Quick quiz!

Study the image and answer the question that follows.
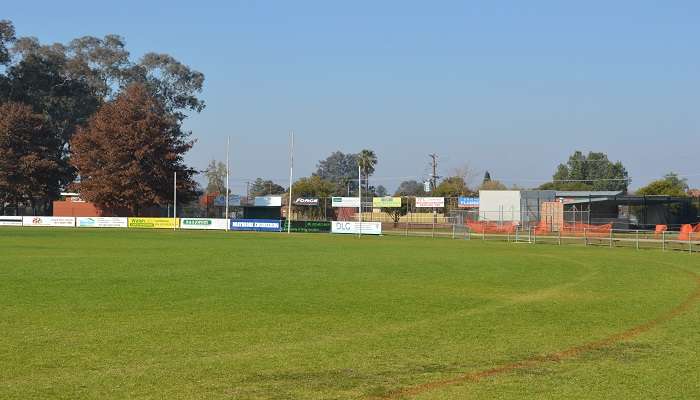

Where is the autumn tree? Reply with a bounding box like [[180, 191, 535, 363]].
[[0, 102, 63, 213], [71, 84, 197, 214]]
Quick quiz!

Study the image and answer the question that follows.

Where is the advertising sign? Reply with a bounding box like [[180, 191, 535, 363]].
[[331, 221, 382, 235], [372, 197, 401, 208], [293, 198, 319, 206], [127, 218, 179, 229], [213, 194, 241, 207], [179, 218, 228, 230], [282, 220, 331, 233], [458, 197, 480, 208], [254, 196, 282, 207], [415, 197, 445, 208], [76, 217, 128, 228], [22, 216, 75, 227], [230, 219, 282, 232], [331, 197, 360, 208], [0, 216, 22, 226]]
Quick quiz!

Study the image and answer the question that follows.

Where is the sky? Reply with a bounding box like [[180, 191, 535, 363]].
[[5, 1, 700, 194]]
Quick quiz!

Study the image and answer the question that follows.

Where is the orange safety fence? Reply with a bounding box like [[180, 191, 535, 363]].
[[678, 224, 700, 241], [467, 221, 517, 234], [561, 223, 612, 237], [654, 224, 668, 238]]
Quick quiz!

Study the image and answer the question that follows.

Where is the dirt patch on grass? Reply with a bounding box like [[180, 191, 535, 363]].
[[375, 269, 700, 399]]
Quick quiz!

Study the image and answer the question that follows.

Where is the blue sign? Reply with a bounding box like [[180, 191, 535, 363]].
[[458, 197, 480, 208], [214, 194, 241, 207], [229, 219, 282, 232]]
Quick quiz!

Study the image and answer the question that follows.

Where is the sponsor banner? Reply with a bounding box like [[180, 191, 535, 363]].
[[282, 220, 331, 233], [213, 194, 241, 207], [331, 197, 360, 208], [0, 216, 22, 226], [76, 217, 128, 228], [22, 216, 75, 227], [127, 217, 179, 229], [331, 221, 382, 235], [458, 197, 480, 208], [254, 196, 282, 207], [230, 219, 282, 232], [180, 218, 228, 230], [415, 197, 445, 208], [372, 197, 401, 208], [293, 197, 319, 206]]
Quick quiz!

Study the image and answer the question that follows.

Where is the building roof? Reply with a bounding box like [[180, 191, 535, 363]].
[[555, 191, 623, 198]]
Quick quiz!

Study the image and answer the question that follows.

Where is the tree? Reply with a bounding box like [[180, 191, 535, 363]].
[[395, 180, 427, 196], [249, 178, 285, 197], [479, 180, 508, 191], [375, 185, 388, 197], [0, 102, 63, 213], [314, 151, 359, 195], [204, 160, 227, 194], [70, 84, 198, 214], [483, 171, 491, 184], [358, 149, 378, 198], [290, 176, 335, 219], [540, 151, 629, 192], [636, 173, 689, 197], [0, 19, 15, 66], [433, 176, 474, 197]]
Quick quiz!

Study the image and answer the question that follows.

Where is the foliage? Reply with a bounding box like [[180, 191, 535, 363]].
[[291, 176, 335, 198], [433, 176, 475, 197], [358, 148, 378, 196], [314, 151, 359, 195], [249, 178, 285, 197], [479, 180, 508, 191], [375, 185, 388, 197], [70, 84, 198, 213], [0, 102, 63, 211], [204, 160, 227, 194], [636, 173, 689, 197], [395, 180, 427, 196], [540, 151, 629, 192], [0, 19, 15, 66], [483, 171, 491, 184]]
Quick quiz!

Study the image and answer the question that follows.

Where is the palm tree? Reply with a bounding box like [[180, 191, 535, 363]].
[[358, 149, 378, 201]]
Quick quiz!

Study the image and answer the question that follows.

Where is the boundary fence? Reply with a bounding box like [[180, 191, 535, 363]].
[[2, 215, 699, 254]]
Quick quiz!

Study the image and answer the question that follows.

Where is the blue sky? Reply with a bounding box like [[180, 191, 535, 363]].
[[5, 1, 700, 193]]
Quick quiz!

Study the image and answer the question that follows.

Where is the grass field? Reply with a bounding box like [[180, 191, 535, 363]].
[[1, 228, 699, 399]]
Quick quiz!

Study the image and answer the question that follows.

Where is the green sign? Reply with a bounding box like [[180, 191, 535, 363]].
[[282, 220, 332, 233]]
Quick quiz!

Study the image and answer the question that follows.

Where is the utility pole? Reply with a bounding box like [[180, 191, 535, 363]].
[[428, 153, 440, 194]]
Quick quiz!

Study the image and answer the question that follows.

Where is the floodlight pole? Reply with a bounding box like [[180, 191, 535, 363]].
[[173, 171, 177, 231], [287, 131, 294, 234], [225, 136, 230, 231]]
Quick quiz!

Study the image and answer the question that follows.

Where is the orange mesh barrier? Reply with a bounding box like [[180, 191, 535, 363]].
[[561, 223, 612, 237], [467, 221, 516, 234], [678, 224, 700, 241], [654, 224, 668, 238]]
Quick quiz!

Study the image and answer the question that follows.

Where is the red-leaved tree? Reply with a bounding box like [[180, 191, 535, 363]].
[[71, 84, 198, 214]]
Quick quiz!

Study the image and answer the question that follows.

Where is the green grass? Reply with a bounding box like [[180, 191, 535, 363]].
[[1, 228, 698, 399]]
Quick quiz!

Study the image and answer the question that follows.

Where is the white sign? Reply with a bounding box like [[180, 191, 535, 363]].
[[179, 218, 228, 230], [415, 197, 445, 208], [0, 216, 22, 226], [76, 217, 128, 228], [331, 197, 361, 208], [254, 196, 282, 207], [331, 221, 382, 235], [22, 216, 75, 227]]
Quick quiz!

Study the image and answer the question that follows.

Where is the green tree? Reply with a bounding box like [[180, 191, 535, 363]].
[[358, 149, 378, 198], [291, 176, 335, 219], [314, 151, 359, 195], [249, 178, 285, 197], [433, 176, 474, 197], [395, 180, 427, 196], [636, 173, 689, 197], [479, 180, 508, 191], [375, 185, 388, 197], [204, 160, 227, 194], [0, 19, 15, 66], [540, 151, 629, 192], [70, 84, 198, 214], [482, 171, 491, 184]]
